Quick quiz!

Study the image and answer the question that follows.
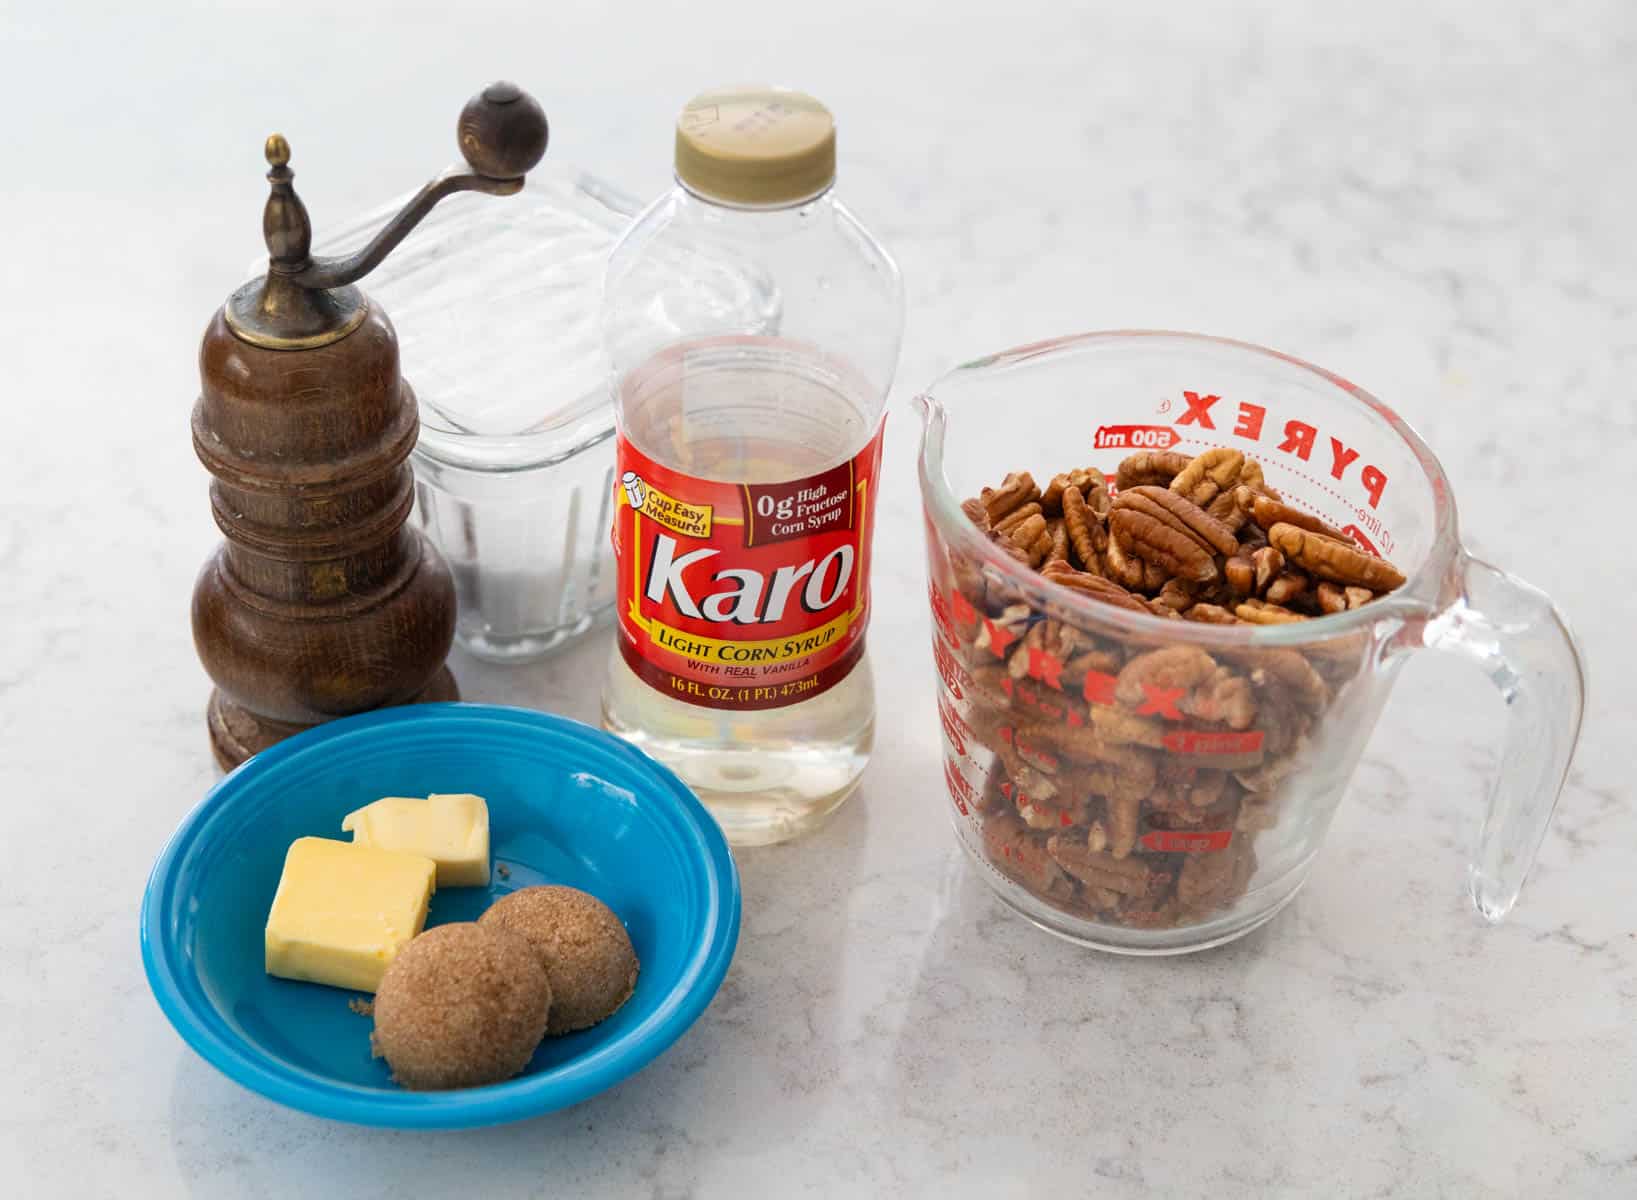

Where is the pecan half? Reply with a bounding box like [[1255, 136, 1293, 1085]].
[[1183, 602, 1240, 625], [1111, 508, 1218, 583], [1101, 535, 1148, 590], [984, 813, 1072, 898], [1108, 792, 1140, 858], [1047, 836, 1156, 897], [1268, 523, 1407, 591], [1115, 450, 1192, 492], [1170, 448, 1245, 506], [1250, 495, 1349, 543], [1045, 518, 1070, 564], [1042, 467, 1107, 516], [979, 472, 1039, 522], [1040, 561, 1149, 612], [1243, 648, 1330, 712], [1091, 705, 1167, 748], [1060, 483, 1106, 567], [1114, 486, 1240, 557], [1181, 665, 1257, 730], [1235, 598, 1307, 624], [1115, 645, 1218, 707], [994, 501, 1043, 536], [1176, 840, 1252, 909]]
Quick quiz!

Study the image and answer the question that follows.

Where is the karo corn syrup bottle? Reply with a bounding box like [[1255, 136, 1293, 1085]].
[[600, 85, 903, 844]]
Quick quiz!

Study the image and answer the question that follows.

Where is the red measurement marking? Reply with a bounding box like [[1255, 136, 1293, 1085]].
[[1082, 669, 1118, 707], [1140, 830, 1233, 853], [1342, 524, 1380, 556], [1093, 424, 1181, 451], [982, 617, 1020, 658], [1163, 730, 1266, 755], [944, 758, 975, 815], [938, 697, 970, 757], [928, 584, 951, 632], [1136, 684, 1187, 721], [1177, 391, 1220, 429], [932, 638, 967, 700], [1027, 646, 1064, 691], [951, 589, 977, 627]]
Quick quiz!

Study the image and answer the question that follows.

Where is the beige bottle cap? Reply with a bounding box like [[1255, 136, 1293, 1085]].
[[675, 86, 836, 207]]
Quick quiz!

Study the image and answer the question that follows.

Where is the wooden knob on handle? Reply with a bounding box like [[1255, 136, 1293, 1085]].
[[457, 81, 549, 180]]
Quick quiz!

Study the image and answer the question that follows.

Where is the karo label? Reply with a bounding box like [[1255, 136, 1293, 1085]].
[[612, 421, 885, 712]]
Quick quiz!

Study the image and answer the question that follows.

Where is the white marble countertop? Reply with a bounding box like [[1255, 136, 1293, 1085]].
[[3, 1, 1633, 1195]]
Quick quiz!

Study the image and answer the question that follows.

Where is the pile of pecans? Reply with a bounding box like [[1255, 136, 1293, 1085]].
[[934, 447, 1406, 931]]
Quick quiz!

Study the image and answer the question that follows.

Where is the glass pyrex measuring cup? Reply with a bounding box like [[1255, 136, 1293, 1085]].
[[917, 331, 1585, 954]]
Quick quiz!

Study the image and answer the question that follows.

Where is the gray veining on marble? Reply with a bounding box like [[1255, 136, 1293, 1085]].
[[1, 1, 1633, 1196]]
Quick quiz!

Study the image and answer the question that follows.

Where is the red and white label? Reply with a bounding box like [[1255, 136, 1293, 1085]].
[[611, 423, 885, 711]]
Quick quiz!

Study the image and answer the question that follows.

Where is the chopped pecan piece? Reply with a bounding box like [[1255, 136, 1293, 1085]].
[[1264, 571, 1309, 607], [974, 603, 1031, 657], [1251, 546, 1285, 593]]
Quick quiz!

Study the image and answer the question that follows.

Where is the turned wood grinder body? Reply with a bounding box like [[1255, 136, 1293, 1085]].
[[191, 82, 549, 769]]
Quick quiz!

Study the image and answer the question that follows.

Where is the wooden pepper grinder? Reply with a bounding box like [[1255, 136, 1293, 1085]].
[[192, 82, 549, 770]]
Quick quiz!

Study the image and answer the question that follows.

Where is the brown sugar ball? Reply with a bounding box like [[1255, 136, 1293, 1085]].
[[371, 922, 551, 1090], [479, 886, 639, 1035]]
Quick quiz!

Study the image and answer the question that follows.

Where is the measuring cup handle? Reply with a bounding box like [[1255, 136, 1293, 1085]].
[[1422, 552, 1587, 921]]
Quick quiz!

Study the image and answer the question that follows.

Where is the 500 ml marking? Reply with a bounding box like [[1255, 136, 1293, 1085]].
[[1093, 424, 1181, 451]]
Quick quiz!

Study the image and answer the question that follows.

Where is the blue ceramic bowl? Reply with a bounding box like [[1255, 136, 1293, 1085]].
[[140, 704, 740, 1129]]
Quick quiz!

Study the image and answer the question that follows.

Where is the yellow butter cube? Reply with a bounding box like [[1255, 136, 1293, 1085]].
[[341, 793, 491, 888], [264, 837, 436, 994]]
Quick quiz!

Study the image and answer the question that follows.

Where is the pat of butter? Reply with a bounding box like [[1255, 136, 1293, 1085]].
[[341, 793, 490, 888], [264, 837, 436, 994]]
